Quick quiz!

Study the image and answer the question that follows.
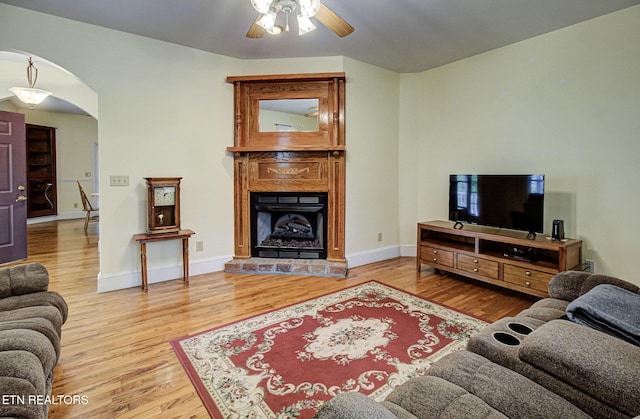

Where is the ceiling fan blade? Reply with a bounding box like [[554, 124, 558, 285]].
[[246, 16, 266, 38], [315, 3, 354, 38]]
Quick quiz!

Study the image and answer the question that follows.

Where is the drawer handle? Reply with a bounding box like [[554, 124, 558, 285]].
[[525, 281, 531, 286], [473, 259, 479, 263], [525, 271, 531, 276], [433, 258, 438, 262], [473, 268, 478, 272], [433, 250, 438, 254]]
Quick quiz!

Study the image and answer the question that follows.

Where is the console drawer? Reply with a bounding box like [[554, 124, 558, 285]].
[[457, 254, 499, 279], [421, 245, 454, 268], [503, 264, 553, 292]]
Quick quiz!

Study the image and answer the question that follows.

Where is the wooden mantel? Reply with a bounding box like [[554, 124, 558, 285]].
[[226, 73, 346, 263]]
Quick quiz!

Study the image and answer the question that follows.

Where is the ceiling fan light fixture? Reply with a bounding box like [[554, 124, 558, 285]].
[[246, 0, 353, 39], [297, 14, 316, 35], [251, 0, 272, 14], [267, 24, 284, 35], [299, 0, 320, 17], [257, 11, 277, 31]]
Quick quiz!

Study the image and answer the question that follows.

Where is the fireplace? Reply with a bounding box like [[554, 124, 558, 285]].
[[251, 192, 327, 259], [224, 72, 347, 277]]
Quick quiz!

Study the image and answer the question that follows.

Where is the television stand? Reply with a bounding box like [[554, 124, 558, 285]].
[[417, 221, 582, 297]]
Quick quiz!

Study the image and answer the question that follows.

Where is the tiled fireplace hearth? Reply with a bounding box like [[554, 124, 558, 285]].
[[224, 72, 347, 277]]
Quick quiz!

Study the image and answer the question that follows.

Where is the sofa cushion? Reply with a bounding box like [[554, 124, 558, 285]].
[[0, 263, 49, 299], [0, 304, 65, 336], [513, 306, 565, 323], [0, 318, 61, 361], [580, 274, 640, 296], [548, 271, 595, 301], [0, 291, 68, 325], [548, 271, 640, 302], [0, 375, 46, 419], [314, 391, 400, 419], [0, 350, 47, 399], [519, 319, 640, 416], [0, 329, 57, 377], [426, 351, 590, 419], [385, 376, 506, 418], [528, 298, 569, 312]]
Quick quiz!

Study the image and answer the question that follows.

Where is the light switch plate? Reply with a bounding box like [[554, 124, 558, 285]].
[[110, 175, 129, 186]]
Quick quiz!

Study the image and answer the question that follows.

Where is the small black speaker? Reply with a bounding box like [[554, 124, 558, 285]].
[[552, 220, 565, 240]]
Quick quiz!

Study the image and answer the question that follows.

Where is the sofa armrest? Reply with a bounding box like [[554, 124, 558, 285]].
[[519, 319, 640, 417], [0, 263, 49, 299], [548, 271, 639, 302]]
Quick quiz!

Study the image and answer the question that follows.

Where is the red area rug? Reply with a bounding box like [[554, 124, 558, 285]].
[[171, 281, 487, 418]]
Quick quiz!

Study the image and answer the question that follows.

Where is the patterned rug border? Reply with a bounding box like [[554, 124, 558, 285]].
[[170, 280, 488, 417]]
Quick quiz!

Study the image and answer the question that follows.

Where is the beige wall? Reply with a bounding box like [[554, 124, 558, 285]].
[[343, 58, 400, 260], [399, 6, 640, 284]]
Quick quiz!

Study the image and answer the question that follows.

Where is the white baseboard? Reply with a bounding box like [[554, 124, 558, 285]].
[[27, 212, 85, 224], [346, 245, 401, 269], [400, 244, 417, 257], [97, 245, 419, 293], [97, 254, 233, 293]]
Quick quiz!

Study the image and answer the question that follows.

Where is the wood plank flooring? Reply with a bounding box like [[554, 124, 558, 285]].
[[4, 220, 537, 418]]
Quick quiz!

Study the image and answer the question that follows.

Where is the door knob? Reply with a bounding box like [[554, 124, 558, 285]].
[[18, 185, 25, 191], [15, 195, 27, 202]]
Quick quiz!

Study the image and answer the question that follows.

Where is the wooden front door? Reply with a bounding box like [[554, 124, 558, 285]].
[[0, 111, 27, 264]]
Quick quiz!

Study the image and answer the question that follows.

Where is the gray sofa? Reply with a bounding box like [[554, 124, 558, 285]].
[[315, 271, 640, 418], [0, 262, 68, 419]]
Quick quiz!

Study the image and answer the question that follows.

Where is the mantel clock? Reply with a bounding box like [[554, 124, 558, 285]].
[[145, 177, 181, 234]]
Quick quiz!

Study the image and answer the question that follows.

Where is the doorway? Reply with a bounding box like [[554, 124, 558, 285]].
[[0, 51, 99, 265]]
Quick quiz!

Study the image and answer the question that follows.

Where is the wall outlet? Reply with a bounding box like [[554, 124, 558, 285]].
[[377, 232, 383, 242], [584, 259, 595, 273], [109, 175, 129, 186], [196, 241, 204, 252], [84, 171, 92, 177], [73, 203, 78, 209]]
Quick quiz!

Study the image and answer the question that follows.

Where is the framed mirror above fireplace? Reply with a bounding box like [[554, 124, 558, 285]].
[[226, 73, 345, 152]]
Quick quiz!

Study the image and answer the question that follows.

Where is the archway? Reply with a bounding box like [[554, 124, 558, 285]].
[[0, 50, 100, 273]]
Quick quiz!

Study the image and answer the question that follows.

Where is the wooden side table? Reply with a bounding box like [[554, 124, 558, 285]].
[[133, 229, 195, 291]]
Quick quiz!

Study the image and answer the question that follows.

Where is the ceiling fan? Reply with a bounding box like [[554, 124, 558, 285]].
[[247, 0, 354, 38]]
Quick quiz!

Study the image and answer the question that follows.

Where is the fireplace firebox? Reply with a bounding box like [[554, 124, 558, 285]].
[[251, 192, 327, 259]]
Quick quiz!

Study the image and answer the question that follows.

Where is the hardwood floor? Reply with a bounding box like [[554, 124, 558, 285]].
[[5, 220, 537, 418]]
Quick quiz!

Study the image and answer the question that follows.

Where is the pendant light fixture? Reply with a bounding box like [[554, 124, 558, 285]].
[[9, 57, 52, 107]]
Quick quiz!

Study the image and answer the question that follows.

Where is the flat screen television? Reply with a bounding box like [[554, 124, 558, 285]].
[[449, 174, 545, 234]]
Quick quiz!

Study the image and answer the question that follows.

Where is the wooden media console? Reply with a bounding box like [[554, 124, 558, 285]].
[[417, 220, 582, 297]]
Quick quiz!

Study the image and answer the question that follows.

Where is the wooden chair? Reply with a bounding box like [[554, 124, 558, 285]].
[[77, 181, 99, 232]]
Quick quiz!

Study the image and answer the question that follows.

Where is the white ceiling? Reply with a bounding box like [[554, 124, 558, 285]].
[[1, 0, 639, 74]]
